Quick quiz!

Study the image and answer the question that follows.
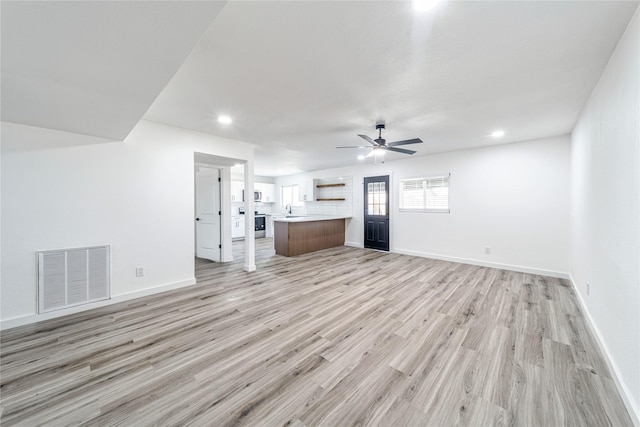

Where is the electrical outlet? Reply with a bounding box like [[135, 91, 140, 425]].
[[586, 282, 590, 296], [484, 247, 491, 254], [136, 266, 145, 277]]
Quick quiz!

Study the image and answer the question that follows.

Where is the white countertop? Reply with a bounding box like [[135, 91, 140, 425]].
[[273, 215, 351, 223]]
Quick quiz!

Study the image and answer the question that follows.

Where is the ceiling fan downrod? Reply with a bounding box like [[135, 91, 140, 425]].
[[376, 123, 385, 141]]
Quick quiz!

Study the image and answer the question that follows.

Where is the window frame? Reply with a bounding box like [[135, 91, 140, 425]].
[[281, 184, 303, 207], [399, 174, 450, 213]]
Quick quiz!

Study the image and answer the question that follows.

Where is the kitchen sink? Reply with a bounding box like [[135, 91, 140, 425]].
[[286, 215, 304, 218]]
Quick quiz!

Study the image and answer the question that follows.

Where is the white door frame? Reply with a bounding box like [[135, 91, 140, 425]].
[[193, 153, 256, 271]]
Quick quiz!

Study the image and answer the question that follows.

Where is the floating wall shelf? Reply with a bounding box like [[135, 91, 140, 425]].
[[316, 183, 346, 188]]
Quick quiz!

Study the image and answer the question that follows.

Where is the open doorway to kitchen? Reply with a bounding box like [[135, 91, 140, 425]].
[[194, 152, 257, 274], [193, 153, 239, 268]]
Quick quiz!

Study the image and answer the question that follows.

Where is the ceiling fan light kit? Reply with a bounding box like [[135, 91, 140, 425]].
[[337, 122, 423, 164]]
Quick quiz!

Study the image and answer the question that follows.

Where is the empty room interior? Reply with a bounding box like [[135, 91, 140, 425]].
[[1, 1, 639, 426]]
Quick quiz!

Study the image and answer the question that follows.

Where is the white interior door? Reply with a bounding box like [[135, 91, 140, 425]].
[[196, 168, 221, 261]]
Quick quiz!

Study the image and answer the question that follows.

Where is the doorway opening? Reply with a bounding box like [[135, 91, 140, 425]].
[[363, 175, 390, 251], [194, 152, 257, 275]]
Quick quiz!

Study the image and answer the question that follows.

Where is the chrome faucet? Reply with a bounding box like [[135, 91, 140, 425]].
[[285, 204, 292, 214]]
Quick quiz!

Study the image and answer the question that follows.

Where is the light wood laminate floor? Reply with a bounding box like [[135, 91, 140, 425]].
[[1, 239, 633, 426]]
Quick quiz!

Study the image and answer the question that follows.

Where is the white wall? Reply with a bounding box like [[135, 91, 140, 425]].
[[571, 9, 640, 423], [276, 135, 571, 276], [1, 120, 254, 325]]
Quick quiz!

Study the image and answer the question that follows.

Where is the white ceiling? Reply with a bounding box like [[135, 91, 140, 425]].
[[1, 1, 226, 140], [2, 1, 637, 176], [145, 0, 638, 176]]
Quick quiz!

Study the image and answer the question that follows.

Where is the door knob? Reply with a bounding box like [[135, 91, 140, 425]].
[[195, 218, 200, 221]]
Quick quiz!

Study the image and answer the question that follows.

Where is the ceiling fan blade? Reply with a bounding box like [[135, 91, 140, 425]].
[[387, 146, 416, 155], [358, 134, 379, 146], [387, 138, 423, 147], [336, 146, 372, 149]]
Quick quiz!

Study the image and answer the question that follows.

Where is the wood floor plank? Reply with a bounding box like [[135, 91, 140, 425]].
[[456, 393, 508, 427], [0, 238, 633, 426], [413, 346, 478, 426], [508, 360, 546, 427]]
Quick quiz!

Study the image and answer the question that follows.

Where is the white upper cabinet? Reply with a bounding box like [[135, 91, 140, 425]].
[[261, 183, 276, 203], [231, 180, 244, 202], [231, 181, 275, 203], [298, 179, 313, 202], [254, 182, 275, 203]]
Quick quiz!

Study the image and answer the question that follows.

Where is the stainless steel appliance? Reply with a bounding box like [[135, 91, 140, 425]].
[[255, 215, 266, 238], [241, 190, 262, 202], [239, 210, 266, 238]]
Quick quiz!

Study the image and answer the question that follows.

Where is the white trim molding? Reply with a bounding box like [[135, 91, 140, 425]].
[[1, 278, 196, 331], [344, 241, 364, 249], [344, 243, 569, 278], [392, 248, 569, 279], [569, 275, 640, 426]]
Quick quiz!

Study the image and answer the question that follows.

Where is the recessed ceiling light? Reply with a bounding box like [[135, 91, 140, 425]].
[[413, 0, 442, 12], [357, 155, 365, 160], [217, 115, 233, 125], [491, 130, 505, 138]]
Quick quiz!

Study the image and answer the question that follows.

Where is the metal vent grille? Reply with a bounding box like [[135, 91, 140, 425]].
[[38, 245, 110, 313]]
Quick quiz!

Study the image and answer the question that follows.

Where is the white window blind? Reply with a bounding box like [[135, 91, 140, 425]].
[[399, 175, 450, 212]]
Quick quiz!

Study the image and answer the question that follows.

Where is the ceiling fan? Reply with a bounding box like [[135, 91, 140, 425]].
[[337, 122, 423, 163]]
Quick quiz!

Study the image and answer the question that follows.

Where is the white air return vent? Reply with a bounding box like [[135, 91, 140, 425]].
[[38, 245, 110, 313]]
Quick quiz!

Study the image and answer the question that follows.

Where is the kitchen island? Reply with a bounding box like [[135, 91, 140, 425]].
[[273, 216, 350, 257]]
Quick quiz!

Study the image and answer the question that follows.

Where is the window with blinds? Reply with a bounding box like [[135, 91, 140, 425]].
[[399, 175, 450, 212]]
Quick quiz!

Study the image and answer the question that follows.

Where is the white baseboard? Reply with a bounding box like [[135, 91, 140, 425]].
[[344, 241, 363, 248], [568, 275, 640, 426], [0, 278, 196, 330], [346, 243, 568, 279], [393, 248, 569, 278]]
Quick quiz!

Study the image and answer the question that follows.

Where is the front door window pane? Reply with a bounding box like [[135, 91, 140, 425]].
[[367, 180, 387, 216]]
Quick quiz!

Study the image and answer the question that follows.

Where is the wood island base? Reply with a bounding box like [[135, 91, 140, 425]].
[[274, 219, 345, 257]]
